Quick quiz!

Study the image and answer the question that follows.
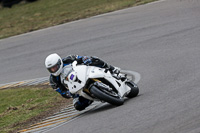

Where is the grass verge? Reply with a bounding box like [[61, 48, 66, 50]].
[[0, 85, 72, 133], [0, 0, 158, 39]]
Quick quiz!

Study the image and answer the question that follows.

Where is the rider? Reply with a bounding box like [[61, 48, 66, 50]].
[[45, 53, 120, 111]]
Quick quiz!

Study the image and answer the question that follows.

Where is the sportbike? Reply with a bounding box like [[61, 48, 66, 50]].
[[60, 61, 139, 106]]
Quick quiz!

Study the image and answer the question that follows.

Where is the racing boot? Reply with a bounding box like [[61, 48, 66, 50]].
[[73, 95, 93, 111], [90, 57, 120, 75]]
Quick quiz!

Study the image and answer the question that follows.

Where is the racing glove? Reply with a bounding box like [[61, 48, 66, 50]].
[[82, 56, 92, 65], [56, 88, 72, 99], [62, 91, 72, 99]]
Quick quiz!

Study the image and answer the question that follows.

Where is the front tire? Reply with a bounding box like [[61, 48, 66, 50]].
[[126, 81, 139, 98], [89, 86, 124, 106]]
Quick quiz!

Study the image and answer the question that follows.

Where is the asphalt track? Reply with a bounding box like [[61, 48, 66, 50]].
[[1, 0, 200, 132]]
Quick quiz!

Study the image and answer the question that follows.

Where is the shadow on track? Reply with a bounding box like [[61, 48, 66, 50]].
[[88, 103, 116, 114], [87, 94, 142, 114]]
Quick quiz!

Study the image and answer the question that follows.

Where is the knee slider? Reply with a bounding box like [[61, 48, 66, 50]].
[[74, 102, 86, 111]]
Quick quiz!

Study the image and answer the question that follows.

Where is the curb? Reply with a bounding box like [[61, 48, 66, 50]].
[[0, 77, 49, 89]]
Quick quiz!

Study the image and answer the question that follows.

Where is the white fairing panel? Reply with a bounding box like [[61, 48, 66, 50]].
[[60, 65, 85, 94], [118, 82, 131, 97], [73, 65, 88, 83], [67, 65, 88, 94], [88, 67, 106, 79]]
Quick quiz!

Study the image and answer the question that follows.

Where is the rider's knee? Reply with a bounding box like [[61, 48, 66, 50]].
[[74, 102, 86, 111], [73, 96, 93, 111]]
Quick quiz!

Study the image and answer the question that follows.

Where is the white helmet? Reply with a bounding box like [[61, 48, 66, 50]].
[[45, 53, 63, 76]]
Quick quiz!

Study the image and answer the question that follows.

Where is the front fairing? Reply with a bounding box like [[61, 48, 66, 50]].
[[60, 65, 87, 94]]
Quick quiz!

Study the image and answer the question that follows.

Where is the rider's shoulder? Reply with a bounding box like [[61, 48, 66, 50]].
[[50, 74, 60, 81]]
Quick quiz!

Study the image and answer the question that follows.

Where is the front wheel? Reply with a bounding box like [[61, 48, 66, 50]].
[[126, 81, 139, 98], [89, 86, 124, 106]]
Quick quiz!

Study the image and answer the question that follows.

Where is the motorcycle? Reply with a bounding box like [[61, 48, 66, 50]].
[[60, 61, 139, 106]]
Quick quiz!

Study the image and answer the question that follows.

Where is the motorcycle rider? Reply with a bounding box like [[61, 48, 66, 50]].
[[45, 53, 120, 111]]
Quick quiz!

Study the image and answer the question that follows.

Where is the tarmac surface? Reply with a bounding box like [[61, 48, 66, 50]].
[[1, 0, 200, 132]]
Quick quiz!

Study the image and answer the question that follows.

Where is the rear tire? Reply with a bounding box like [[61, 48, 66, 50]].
[[126, 81, 139, 98], [89, 86, 124, 106]]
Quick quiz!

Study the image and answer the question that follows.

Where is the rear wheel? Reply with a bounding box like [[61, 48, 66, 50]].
[[89, 86, 124, 106], [126, 81, 139, 98]]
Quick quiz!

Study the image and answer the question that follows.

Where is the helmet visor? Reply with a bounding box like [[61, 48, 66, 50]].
[[47, 60, 61, 73]]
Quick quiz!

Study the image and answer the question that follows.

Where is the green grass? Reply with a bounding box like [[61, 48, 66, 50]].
[[0, 0, 157, 39], [0, 86, 71, 133]]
